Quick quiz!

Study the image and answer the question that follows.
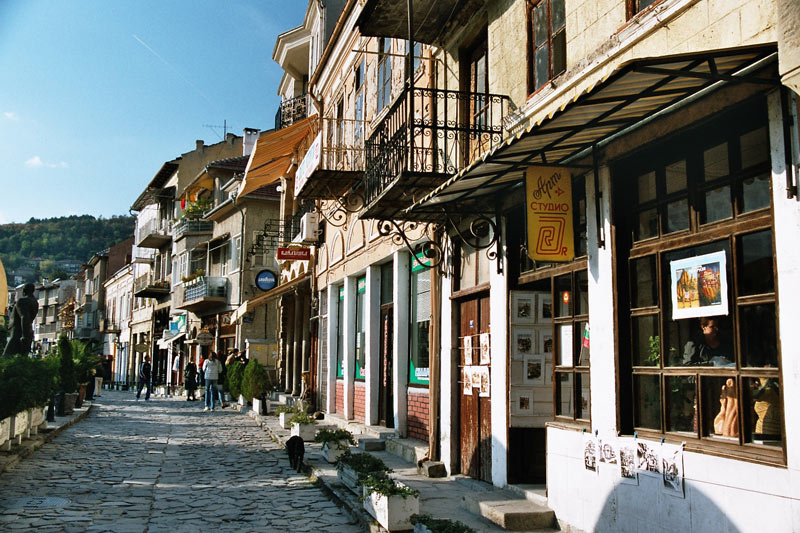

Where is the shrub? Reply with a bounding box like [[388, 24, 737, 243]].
[[336, 451, 393, 484], [226, 361, 245, 398], [410, 514, 476, 533], [314, 428, 356, 446], [360, 474, 419, 500], [241, 359, 271, 402], [275, 404, 297, 415], [0, 355, 58, 419], [288, 408, 315, 425], [73, 340, 101, 384], [57, 334, 76, 393]]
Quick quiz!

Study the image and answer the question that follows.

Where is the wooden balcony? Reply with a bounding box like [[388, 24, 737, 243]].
[[360, 86, 508, 220]]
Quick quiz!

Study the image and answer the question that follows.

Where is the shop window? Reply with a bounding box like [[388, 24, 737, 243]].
[[409, 257, 431, 385], [616, 99, 782, 458], [554, 269, 590, 421], [336, 286, 344, 378], [527, 0, 566, 93], [354, 277, 367, 381]]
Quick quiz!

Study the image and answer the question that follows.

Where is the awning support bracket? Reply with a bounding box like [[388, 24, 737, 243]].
[[377, 219, 445, 273], [442, 208, 501, 274]]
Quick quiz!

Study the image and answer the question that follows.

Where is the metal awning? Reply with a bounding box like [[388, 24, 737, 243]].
[[237, 117, 315, 199], [236, 273, 310, 317], [405, 45, 779, 222]]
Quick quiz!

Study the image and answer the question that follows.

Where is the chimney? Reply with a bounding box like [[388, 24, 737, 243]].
[[243, 128, 260, 157], [226, 132, 236, 145], [196, 140, 204, 151]]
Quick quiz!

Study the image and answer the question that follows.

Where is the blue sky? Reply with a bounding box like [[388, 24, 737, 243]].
[[0, 0, 308, 224]]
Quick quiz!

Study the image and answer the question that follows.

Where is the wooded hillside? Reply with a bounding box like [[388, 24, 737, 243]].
[[0, 215, 135, 282]]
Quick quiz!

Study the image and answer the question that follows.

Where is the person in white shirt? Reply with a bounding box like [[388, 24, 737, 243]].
[[202, 353, 222, 412]]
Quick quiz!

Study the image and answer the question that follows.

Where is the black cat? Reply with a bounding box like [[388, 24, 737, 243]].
[[286, 435, 305, 472]]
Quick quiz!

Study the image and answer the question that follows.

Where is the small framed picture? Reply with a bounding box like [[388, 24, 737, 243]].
[[478, 367, 490, 397], [511, 292, 536, 325], [512, 390, 533, 415], [539, 330, 553, 354], [523, 354, 546, 385], [463, 367, 472, 396], [537, 293, 552, 322], [544, 361, 553, 386], [512, 327, 536, 360]]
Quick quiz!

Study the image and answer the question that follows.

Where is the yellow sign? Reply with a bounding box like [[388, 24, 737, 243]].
[[525, 166, 574, 262]]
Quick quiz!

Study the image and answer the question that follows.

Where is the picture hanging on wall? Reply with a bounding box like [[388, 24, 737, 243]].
[[523, 354, 545, 385], [479, 332, 491, 365], [670, 250, 728, 320], [512, 390, 533, 415], [583, 433, 598, 473], [511, 292, 536, 325], [540, 330, 553, 354], [463, 367, 472, 396], [544, 362, 553, 385], [512, 327, 535, 360], [662, 443, 685, 497], [471, 366, 482, 390], [618, 438, 638, 485], [478, 366, 490, 397], [538, 293, 552, 321], [463, 335, 473, 365], [636, 440, 662, 477]]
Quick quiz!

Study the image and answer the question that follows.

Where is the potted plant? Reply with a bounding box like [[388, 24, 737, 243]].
[[410, 514, 476, 533], [225, 360, 245, 405], [241, 359, 272, 413], [289, 408, 317, 441], [361, 473, 420, 531], [335, 451, 393, 494], [315, 428, 356, 463], [276, 405, 297, 429], [73, 340, 101, 408]]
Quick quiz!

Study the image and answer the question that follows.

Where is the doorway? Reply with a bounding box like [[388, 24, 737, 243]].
[[459, 293, 492, 482], [378, 304, 394, 428]]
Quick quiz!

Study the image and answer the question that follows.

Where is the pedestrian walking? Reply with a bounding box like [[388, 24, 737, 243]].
[[185, 360, 198, 401], [136, 355, 152, 401], [202, 353, 222, 412]]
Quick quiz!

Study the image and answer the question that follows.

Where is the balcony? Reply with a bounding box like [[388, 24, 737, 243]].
[[275, 93, 308, 130], [133, 274, 171, 299], [136, 218, 172, 248], [172, 219, 213, 240], [360, 86, 509, 220], [176, 276, 227, 312], [294, 116, 367, 200], [99, 319, 120, 334], [74, 327, 95, 340]]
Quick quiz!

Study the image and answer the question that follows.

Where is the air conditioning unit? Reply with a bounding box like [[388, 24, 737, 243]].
[[299, 212, 320, 243]]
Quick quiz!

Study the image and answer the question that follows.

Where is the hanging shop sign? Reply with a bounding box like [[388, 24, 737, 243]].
[[134, 343, 150, 353], [195, 331, 214, 346], [277, 247, 310, 261], [525, 166, 574, 262], [255, 269, 277, 291], [669, 251, 728, 320]]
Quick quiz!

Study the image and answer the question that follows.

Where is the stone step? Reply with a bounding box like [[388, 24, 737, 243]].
[[462, 491, 556, 531], [357, 437, 386, 451], [505, 483, 548, 507], [384, 437, 428, 464]]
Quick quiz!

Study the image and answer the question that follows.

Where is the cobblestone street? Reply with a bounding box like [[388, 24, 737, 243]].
[[0, 391, 363, 533]]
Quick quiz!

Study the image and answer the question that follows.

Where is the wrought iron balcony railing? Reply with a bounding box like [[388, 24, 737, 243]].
[[177, 276, 228, 311], [172, 219, 213, 239], [275, 93, 308, 130], [134, 273, 171, 298], [361, 86, 509, 218]]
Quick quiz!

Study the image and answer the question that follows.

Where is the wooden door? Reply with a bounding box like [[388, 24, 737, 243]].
[[459, 293, 492, 482], [378, 305, 394, 428]]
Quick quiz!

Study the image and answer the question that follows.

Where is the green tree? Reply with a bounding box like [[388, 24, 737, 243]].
[[57, 334, 77, 393]]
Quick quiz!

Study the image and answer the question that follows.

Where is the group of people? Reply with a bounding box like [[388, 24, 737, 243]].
[[135, 348, 247, 412]]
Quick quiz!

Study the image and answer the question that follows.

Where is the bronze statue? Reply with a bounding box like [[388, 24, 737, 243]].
[[3, 283, 38, 358]]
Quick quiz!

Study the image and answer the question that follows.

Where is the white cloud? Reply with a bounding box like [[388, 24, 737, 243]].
[[24, 156, 69, 169], [3, 111, 19, 121]]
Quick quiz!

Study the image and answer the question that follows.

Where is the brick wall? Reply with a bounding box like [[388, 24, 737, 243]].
[[354, 381, 366, 422], [335, 380, 344, 415], [407, 389, 429, 441]]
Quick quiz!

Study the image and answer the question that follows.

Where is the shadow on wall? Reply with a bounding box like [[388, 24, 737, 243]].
[[591, 474, 742, 533]]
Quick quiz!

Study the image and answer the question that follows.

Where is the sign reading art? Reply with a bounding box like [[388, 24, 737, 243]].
[[525, 166, 574, 262], [670, 251, 728, 320], [277, 247, 310, 261]]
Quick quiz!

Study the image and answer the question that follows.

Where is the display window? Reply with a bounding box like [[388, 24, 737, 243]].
[[354, 276, 367, 381], [336, 285, 344, 379], [409, 257, 430, 385], [615, 97, 783, 460]]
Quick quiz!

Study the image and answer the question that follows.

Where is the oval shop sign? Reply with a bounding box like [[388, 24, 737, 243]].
[[255, 269, 277, 291]]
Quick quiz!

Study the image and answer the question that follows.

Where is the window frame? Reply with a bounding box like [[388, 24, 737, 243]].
[[409, 257, 431, 386], [526, 0, 566, 94], [377, 38, 392, 111]]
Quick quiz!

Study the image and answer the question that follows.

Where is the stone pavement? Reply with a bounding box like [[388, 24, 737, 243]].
[[0, 390, 363, 533]]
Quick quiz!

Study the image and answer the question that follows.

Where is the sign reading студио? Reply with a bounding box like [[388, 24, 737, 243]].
[[525, 166, 574, 262]]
